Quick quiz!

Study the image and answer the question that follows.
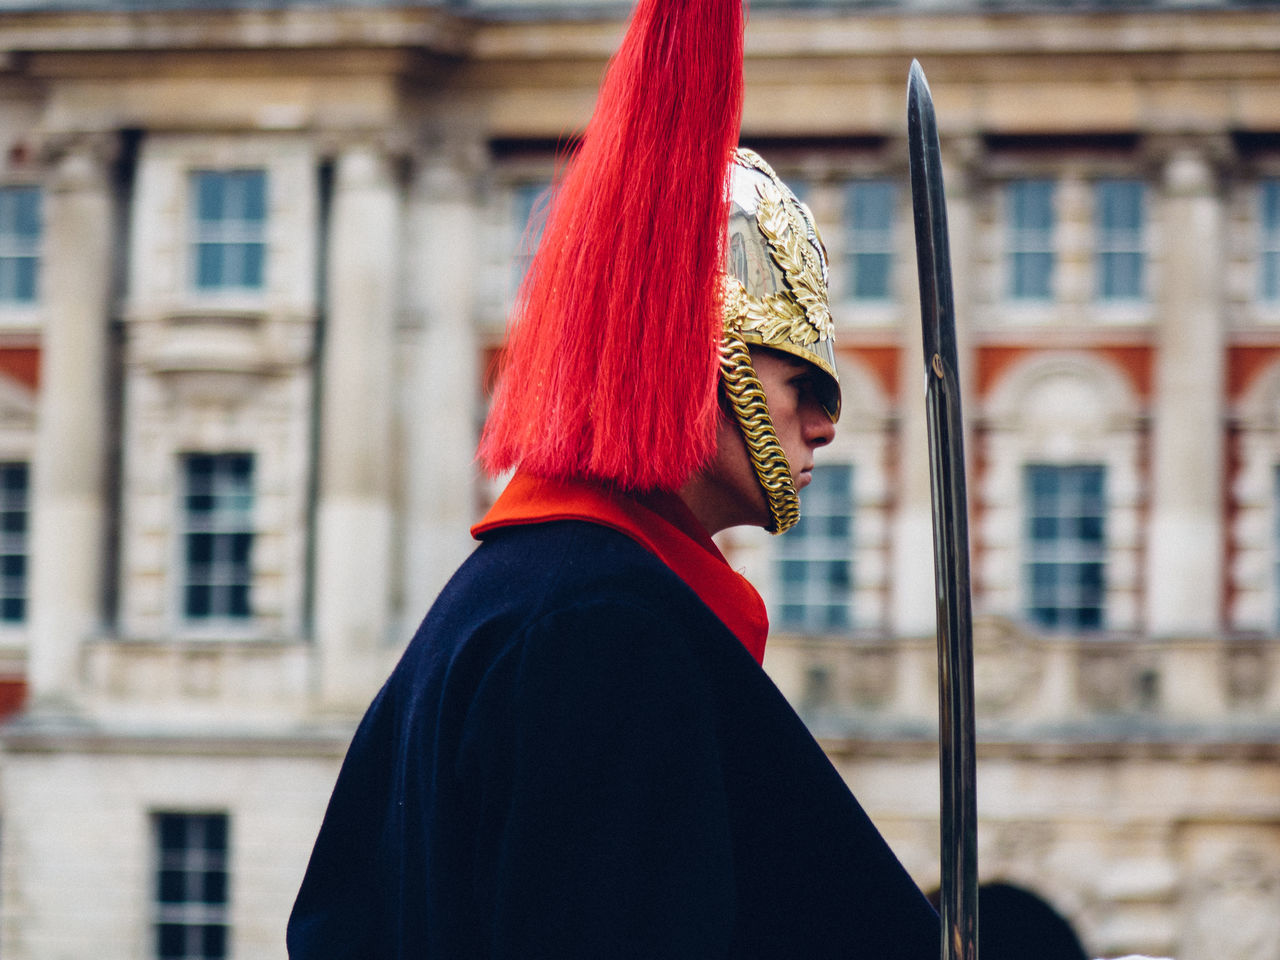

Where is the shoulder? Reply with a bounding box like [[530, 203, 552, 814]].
[[478, 521, 729, 672], [452, 519, 714, 628], [393, 520, 736, 710]]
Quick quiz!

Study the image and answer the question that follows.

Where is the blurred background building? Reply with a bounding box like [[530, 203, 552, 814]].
[[0, 0, 1278, 957]]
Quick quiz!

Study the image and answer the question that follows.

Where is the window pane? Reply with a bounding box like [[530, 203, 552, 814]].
[[191, 170, 267, 293], [187, 533, 214, 565], [0, 187, 41, 304], [776, 464, 855, 633], [1263, 180, 1280, 230], [12, 258, 37, 301], [1077, 607, 1103, 630], [152, 813, 231, 960], [1261, 181, 1280, 302], [185, 585, 211, 619], [228, 584, 251, 619], [196, 174, 224, 222], [779, 560, 807, 585], [853, 252, 891, 300], [182, 453, 254, 623], [826, 560, 851, 589], [824, 514, 851, 538], [823, 604, 850, 630], [203, 870, 228, 905], [1100, 251, 1143, 300], [0, 463, 29, 623], [195, 244, 224, 290], [1024, 464, 1107, 632], [1007, 180, 1055, 301], [238, 170, 266, 221], [157, 923, 187, 960], [1010, 251, 1053, 300], [201, 813, 228, 851], [1032, 606, 1059, 629], [1077, 514, 1105, 542], [1029, 516, 1058, 541], [1095, 180, 1145, 301], [0, 462, 26, 492], [1010, 179, 1053, 225], [241, 243, 264, 288], [13, 188, 40, 238], [851, 181, 894, 226], [158, 814, 187, 852], [202, 924, 228, 959], [1263, 252, 1280, 302], [845, 181, 895, 301], [158, 869, 186, 904], [1028, 562, 1057, 597], [1097, 180, 1142, 230]]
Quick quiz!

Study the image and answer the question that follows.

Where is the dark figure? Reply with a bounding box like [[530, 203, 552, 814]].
[[287, 0, 941, 954]]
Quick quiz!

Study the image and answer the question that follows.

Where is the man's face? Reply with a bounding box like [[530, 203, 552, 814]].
[[708, 348, 837, 531]]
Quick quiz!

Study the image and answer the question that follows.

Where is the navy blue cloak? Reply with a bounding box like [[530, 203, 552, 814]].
[[288, 519, 939, 958]]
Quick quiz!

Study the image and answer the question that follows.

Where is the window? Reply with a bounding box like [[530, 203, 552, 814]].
[[153, 812, 230, 960], [1095, 179, 1145, 301], [0, 463, 27, 623], [777, 464, 854, 632], [1024, 464, 1106, 631], [182, 453, 254, 622], [190, 170, 266, 293], [0, 186, 40, 304], [1006, 179, 1055, 300], [845, 180, 895, 300], [1261, 180, 1280, 302]]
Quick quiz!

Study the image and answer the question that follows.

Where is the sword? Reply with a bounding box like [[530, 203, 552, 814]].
[[907, 60, 979, 960]]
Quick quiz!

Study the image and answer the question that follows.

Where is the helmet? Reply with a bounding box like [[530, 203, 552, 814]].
[[720, 148, 841, 533]]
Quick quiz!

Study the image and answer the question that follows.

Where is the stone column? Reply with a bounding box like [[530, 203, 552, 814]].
[[1144, 145, 1225, 639], [27, 137, 116, 709], [399, 152, 481, 632], [313, 144, 400, 708]]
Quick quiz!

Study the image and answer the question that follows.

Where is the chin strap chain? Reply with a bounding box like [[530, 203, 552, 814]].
[[718, 327, 800, 535]]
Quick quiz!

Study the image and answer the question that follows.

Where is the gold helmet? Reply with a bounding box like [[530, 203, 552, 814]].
[[720, 148, 842, 534]]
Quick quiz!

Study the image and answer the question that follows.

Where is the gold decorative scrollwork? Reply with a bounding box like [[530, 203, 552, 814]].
[[724, 149, 834, 352], [753, 182, 833, 344], [719, 324, 800, 535]]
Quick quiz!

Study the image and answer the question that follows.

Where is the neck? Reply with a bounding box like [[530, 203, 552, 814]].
[[677, 471, 761, 537]]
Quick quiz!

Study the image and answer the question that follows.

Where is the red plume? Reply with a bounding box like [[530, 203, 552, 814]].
[[478, 0, 745, 491]]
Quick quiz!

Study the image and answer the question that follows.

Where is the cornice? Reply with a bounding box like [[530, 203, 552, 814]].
[[0, 5, 475, 58], [0, 714, 354, 757], [815, 725, 1280, 762], [2, 3, 1278, 64]]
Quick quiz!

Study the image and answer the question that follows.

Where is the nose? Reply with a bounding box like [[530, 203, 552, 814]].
[[804, 400, 836, 448]]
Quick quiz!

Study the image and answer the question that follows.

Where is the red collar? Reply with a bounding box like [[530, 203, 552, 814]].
[[472, 472, 770, 664]]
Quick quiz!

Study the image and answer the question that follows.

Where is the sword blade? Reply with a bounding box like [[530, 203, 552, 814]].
[[907, 58, 979, 960]]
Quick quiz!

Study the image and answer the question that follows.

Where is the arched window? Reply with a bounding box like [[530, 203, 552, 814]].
[[979, 353, 1144, 635]]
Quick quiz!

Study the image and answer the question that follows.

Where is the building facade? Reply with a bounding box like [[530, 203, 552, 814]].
[[0, 1, 1278, 957]]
